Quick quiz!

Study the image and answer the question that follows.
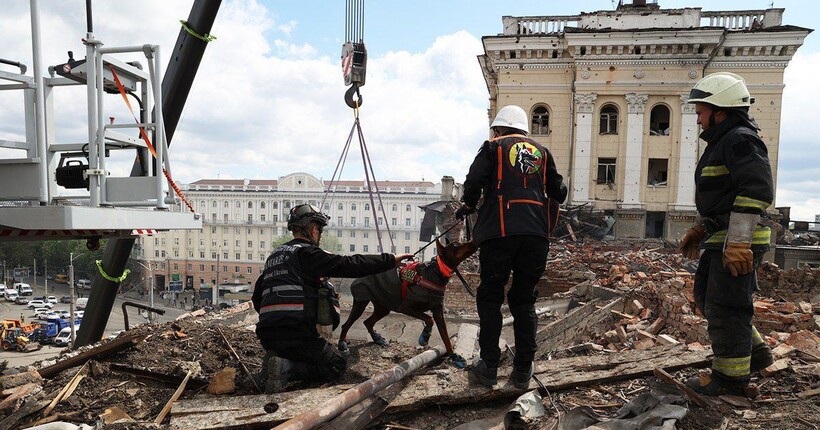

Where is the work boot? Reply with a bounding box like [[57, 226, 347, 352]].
[[264, 355, 293, 394], [510, 362, 533, 390], [685, 372, 746, 397], [750, 343, 774, 373], [469, 359, 498, 388]]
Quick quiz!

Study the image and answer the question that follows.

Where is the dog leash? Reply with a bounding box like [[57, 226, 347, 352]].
[[413, 223, 459, 257]]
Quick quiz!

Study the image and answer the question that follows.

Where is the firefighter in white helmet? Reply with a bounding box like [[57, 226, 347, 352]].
[[456, 105, 567, 389], [680, 72, 775, 396]]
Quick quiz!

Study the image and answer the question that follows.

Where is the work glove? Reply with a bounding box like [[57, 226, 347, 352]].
[[723, 242, 753, 277], [679, 225, 706, 260], [723, 211, 760, 277], [447, 352, 467, 369], [454, 204, 474, 221]]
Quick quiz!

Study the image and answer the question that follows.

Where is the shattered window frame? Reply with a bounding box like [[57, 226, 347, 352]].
[[530, 104, 551, 136], [596, 158, 617, 184], [599, 104, 619, 135]]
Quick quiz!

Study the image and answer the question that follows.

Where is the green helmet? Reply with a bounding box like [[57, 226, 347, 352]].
[[287, 204, 329, 232], [688, 72, 754, 108]]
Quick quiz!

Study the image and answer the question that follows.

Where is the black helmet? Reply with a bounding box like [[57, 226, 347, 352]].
[[287, 204, 330, 232]]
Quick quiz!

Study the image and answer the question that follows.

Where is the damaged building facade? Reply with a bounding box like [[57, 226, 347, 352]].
[[479, 1, 810, 240]]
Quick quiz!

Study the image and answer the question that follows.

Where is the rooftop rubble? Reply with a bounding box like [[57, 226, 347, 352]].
[[1, 241, 819, 429]]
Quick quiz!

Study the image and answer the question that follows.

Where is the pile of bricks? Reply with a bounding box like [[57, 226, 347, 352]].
[[757, 261, 820, 303]]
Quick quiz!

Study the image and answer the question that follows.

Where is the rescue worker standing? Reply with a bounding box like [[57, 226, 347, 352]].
[[252, 204, 412, 393], [456, 105, 567, 389], [679, 72, 775, 396]]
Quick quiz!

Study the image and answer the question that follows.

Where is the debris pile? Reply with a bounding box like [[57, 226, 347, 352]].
[[1, 241, 820, 429]]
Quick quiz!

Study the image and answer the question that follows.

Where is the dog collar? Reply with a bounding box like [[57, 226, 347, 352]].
[[436, 257, 453, 278]]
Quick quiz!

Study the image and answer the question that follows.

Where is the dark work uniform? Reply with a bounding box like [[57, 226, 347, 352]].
[[693, 114, 773, 385], [253, 238, 396, 383], [463, 133, 567, 369]]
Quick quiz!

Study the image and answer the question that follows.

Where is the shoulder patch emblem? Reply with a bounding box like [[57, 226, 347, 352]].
[[508, 142, 543, 175]]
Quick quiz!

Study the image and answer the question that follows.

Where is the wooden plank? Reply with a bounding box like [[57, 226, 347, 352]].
[[653, 367, 712, 409], [452, 324, 478, 361], [383, 345, 711, 413], [37, 334, 146, 379], [109, 363, 208, 390], [535, 297, 622, 357], [155, 371, 193, 425], [797, 387, 820, 399]]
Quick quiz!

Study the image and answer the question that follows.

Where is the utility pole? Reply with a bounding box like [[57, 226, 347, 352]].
[[149, 264, 154, 321], [44, 259, 48, 295], [69, 253, 76, 349], [33, 259, 37, 294], [2, 259, 6, 286], [214, 251, 220, 307]]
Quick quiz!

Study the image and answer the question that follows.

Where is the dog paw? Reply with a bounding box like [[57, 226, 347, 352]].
[[418, 325, 433, 346], [371, 333, 389, 346], [338, 340, 350, 356]]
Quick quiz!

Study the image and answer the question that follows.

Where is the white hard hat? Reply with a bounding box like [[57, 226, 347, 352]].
[[688, 72, 754, 108], [491, 105, 529, 134]]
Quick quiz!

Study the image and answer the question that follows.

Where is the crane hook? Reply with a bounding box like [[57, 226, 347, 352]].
[[344, 84, 362, 109]]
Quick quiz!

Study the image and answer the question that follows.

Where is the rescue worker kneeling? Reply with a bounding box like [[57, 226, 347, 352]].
[[252, 204, 413, 393]]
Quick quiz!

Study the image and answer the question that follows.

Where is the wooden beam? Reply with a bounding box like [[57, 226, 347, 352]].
[[109, 363, 208, 390], [155, 370, 193, 425], [653, 367, 712, 409], [37, 334, 146, 379], [384, 345, 711, 414]]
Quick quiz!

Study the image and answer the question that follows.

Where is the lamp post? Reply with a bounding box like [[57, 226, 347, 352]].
[[69, 252, 77, 349], [134, 260, 155, 322]]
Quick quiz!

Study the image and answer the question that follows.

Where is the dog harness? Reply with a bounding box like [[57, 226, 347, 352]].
[[399, 257, 454, 300]]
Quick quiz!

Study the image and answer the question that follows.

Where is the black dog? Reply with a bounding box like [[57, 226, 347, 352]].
[[338, 239, 477, 358]]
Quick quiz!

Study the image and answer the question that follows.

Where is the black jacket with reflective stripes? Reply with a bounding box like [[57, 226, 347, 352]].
[[695, 116, 773, 250], [253, 238, 396, 342], [463, 134, 567, 245]]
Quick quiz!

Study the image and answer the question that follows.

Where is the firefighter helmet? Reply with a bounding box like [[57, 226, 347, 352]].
[[490, 105, 529, 134], [688, 72, 754, 108]]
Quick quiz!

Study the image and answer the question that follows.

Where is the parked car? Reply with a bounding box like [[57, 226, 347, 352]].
[[76, 279, 92, 290], [59, 296, 71, 303], [73, 311, 85, 319], [26, 300, 54, 310], [40, 311, 59, 321], [76, 298, 88, 309], [46, 296, 57, 304], [4, 289, 19, 302], [15, 283, 33, 296], [14, 296, 29, 305], [31, 307, 50, 318], [0, 284, 6, 294], [53, 327, 76, 346], [56, 310, 71, 319]]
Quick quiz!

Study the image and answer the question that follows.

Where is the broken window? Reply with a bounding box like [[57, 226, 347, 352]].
[[647, 159, 668, 186], [531, 105, 550, 135], [649, 104, 671, 136], [599, 104, 619, 135], [596, 158, 616, 184]]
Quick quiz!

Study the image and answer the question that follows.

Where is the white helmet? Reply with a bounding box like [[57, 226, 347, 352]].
[[491, 105, 529, 134], [688, 72, 754, 108]]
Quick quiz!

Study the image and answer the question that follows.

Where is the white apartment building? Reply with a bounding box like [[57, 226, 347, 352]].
[[134, 172, 442, 289]]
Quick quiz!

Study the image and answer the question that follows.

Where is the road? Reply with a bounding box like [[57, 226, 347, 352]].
[[0, 276, 187, 368]]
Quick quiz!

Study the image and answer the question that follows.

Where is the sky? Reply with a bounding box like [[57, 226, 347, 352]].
[[0, 0, 817, 221]]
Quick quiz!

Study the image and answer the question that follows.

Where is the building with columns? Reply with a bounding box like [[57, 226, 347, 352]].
[[133, 173, 442, 290], [479, 1, 810, 240]]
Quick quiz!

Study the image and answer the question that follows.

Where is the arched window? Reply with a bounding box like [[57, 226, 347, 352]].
[[392, 204, 398, 212], [272, 201, 278, 209], [599, 104, 619, 135], [406, 204, 412, 212], [649, 104, 671, 136], [236, 201, 241, 208], [364, 203, 370, 211], [260, 201, 266, 209], [248, 201, 253, 209], [223, 200, 229, 208], [530, 105, 550, 135], [351, 203, 357, 211]]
